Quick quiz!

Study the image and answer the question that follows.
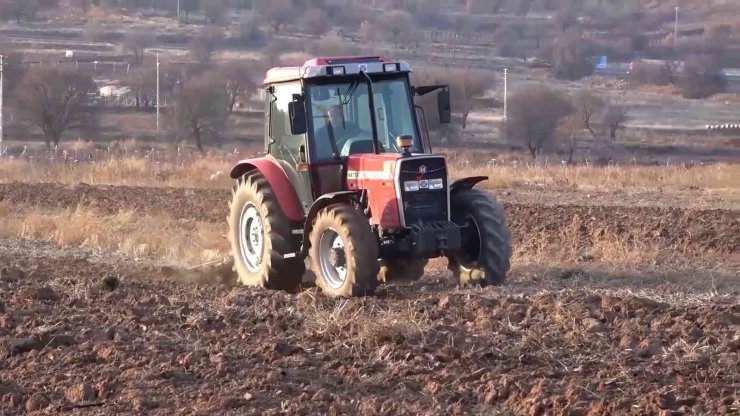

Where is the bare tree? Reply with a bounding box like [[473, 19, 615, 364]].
[[452, 68, 496, 130], [13, 67, 96, 147], [493, 25, 527, 61], [124, 31, 154, 66], [679, 55, 727, 99], [554, 0, 577, 32], [170, 74, 230, 152], [516, 0, 533, 16], [235, 12, 264, 45], [379, 10, 414, 45], [126, 67, 157, 110], [629, 61, 674, 86], [189, 26, 224, 65], [0, 0, 38, 23], [201, 0, 225, 24], [602, 105, 626, 139], [414, 67, 495, 130], [572, 90, 604, 137], [180, 0, 198, 21], [311, 33, 347, 57], [69, 0, 90, 12], [551, 28, 594, 81], [504, 84, 573, 160], [253, 0, 293, 34], [217, 61, 261, 112], [303, 8, 330, 37], [556, 114, 582, 163]]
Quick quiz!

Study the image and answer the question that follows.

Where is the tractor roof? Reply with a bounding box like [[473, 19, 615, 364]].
[[263, 56, 412, 85]]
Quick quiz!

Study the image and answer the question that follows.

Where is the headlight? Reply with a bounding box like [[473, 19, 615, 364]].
[[403, 181, 419, 192], [429, 178, 444, 190]]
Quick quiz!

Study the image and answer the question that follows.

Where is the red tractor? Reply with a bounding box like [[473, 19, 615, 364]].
[[228, 56, 511, 297]]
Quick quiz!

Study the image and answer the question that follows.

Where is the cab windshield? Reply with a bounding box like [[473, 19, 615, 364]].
[[307, 75, 420, 161]]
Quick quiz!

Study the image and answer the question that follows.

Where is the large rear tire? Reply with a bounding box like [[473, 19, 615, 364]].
[[227, 173, 304, 291], [447, 189, 511, 286], [378, 259, 427, 283], [307, 204, 379, 297]]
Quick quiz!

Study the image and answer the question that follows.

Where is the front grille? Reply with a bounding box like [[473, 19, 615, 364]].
[[398, 157, 448, 226]]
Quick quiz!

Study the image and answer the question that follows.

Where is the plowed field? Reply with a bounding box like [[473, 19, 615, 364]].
[[0, 182, 738, 415]]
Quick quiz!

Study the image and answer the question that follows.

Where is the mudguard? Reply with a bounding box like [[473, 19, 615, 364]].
[[230, 155, 305, 223], [450, 176, 488, 193], [301, 191, 362, 254]]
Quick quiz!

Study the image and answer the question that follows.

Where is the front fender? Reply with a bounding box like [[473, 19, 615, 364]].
[[301, 191, 362, 254], [450, 176, 488, 193], [230, 155, 305, 223]]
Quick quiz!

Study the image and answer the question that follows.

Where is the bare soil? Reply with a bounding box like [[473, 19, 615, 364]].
[[0, 240, 738, 415], [0, 182, 738, 415]]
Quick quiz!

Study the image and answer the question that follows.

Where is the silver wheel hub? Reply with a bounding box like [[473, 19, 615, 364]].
[[239, 203, 264, 273], [319, 229, 347, 289]]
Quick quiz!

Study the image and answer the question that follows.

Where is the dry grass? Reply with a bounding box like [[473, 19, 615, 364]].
[[447, 159, 739, 193], [2, 152, 737, 195], [0, 157, 236, 189], [0, 202, 726, 278], [0, 205, 230, 267]]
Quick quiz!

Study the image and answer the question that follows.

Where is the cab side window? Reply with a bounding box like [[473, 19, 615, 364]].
[[269, 83, 304, 164]]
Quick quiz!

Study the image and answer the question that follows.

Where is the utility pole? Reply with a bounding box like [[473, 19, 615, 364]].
[[503, 68, 508, 120], [451, 14, 457, 64], [0, 54, 4, 159], [674, 7, 679, 50], [156, 53, 160, 137], [177, 0, 180, 21]]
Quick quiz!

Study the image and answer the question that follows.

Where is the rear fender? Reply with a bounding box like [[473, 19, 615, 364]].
[[450, 176, 488, 193], [230, 155, 305, 223], [301, 191, 362, 255]]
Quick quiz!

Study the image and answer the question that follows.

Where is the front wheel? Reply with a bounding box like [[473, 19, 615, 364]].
[[447, 189, 511, 286], [307, 204, 379, 298]]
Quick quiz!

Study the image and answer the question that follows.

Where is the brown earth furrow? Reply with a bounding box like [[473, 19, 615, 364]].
[[0, 241, 738, 415], [2, 182, 738, 257]]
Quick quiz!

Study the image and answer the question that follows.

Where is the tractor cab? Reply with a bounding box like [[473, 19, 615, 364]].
[[261, 56, 451, 211], [227, 56, 511, 298]]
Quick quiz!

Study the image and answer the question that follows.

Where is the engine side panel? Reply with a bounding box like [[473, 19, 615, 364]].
[[345, 154, 401, 229]]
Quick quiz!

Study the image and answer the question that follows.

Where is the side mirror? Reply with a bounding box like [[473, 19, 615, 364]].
[[438, 89, 451, 124], [288, 100, 307, 135]]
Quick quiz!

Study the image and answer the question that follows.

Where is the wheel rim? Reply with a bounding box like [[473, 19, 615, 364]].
[[318, 228, 347, 289], [239, 203, 264, 273]]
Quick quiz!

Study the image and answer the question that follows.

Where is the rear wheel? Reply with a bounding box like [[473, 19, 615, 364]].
[[378, 259, 428, 283], [227, 173, 304, 291], [447, 189, 511, 286], [308, 204, 379, 297]]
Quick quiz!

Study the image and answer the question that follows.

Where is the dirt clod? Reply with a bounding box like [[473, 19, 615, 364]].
[[99, 275, 119, 291], [0, 266, 23, 282], [0, 337, 43, 356], [25, 394, 49, 412], [19, 286, 58, 301], [64, 383, 96, 404]]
